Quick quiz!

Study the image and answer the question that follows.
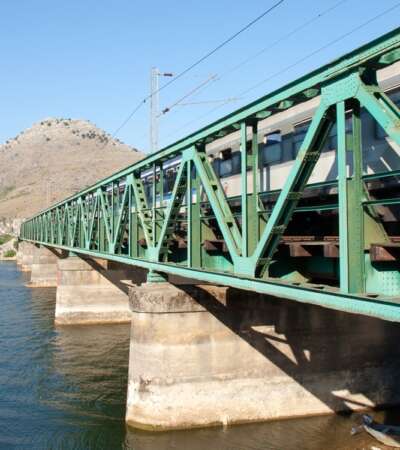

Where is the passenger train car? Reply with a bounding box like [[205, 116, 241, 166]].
[[141, 62, 400, 203], [206, 61, 400, 196]]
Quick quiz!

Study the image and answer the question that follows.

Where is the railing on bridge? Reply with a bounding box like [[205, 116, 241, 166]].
[[20, 28, 400, 321]]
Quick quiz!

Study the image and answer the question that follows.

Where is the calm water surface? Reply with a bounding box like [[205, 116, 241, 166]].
[[0, 261, 398, 450]]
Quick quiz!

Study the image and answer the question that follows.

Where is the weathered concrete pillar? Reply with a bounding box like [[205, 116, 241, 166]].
[[19, 241, 35, 272], [126, 283, 400, 431], [55, 254, 146, 325], [16, 243, 23, 266], [27, 245, 62, 287]]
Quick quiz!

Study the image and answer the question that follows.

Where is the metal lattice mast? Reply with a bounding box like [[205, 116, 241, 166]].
[[149, 68, 174, 153], [149, 67, 159, 153]]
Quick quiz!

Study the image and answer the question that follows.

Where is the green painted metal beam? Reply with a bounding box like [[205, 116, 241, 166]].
[[26, 27, 400, 215], [19, 27, 400, 323], [21, 238, 400, 323]]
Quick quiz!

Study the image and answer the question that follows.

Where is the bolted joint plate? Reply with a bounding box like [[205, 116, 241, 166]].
[[321, 72, 362, 106], [233, 256, 257, 277]]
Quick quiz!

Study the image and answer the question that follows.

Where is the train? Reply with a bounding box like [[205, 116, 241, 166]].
[[142, 61, 400, 204]]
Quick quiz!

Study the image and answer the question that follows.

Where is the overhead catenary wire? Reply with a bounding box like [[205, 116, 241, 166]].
[[156, 0, 349, 128], [149, 0, 284, 98], [107, 0, 285, 140], [239, 1, 400, 98], [174, 98, 240, 106], [158, 74, 218, 117], [160, 1, 400, 146], [221, 0, 350, 79]]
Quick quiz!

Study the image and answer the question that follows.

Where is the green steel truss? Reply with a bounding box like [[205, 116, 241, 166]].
[[20, 27, 400, 322]]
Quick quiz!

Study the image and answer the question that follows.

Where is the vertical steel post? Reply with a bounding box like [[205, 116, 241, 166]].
[[159, 162, 164, 207], [79, 202, 83, 247], [132, 200, 138, 258], [97, 195, 100, 251], [111, 182, 114, 250], [349, 101, 365, 292], [337, 101, 365, 293], [152, 163, 157, 244], [156, 162, 163, 242], [128, 183, 132, 257], [240, 122, 248, 257], [150, 67, 159, 153], [337, 102, 349, 292], [99, 197, 103, 251], [187, 160, 192, 267], [250, 121, 259, 254], [192, 152, 202, 268]]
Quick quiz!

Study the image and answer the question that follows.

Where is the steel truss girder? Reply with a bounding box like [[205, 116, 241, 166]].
[[156, 159, 188, 260], [19, 28, 400, 322], [21, 27, 400, 213]]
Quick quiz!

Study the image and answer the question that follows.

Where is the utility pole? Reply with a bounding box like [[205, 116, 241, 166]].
[[149, 67, 173, 153]]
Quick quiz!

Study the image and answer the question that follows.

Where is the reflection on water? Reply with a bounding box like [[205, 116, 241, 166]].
[[0, 261, 397, 450]]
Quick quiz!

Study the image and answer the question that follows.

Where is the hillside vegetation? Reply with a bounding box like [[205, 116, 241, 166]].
[[0, 118, 144, 219]]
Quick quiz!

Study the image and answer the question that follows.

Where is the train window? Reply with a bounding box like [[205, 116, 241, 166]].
[[219, 149, 232, 178], [220, 158, 232, 177], [220, 148, 232, 160], [262, 132, 282, 165], [144, 183, 152, 203], [232, 152, 241, 174], [328, 123, 337, 150], [218, 149, 241, 178], [163, 169, 176, 193], [292, 123, 308, 157], [263, 132, 281, 145], [211, 157, 220, 176]]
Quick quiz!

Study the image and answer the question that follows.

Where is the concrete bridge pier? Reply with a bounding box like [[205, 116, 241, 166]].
[[27, 245, 62, 287], [16, 242, 23, 266], [19, 241, 35, 272], [16, 244, 147, 325], [126, 282, 400, 431], [55, 254, 146, 325]]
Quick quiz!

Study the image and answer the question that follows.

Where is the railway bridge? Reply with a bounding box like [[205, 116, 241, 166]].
[[18, 28, 400, 430]]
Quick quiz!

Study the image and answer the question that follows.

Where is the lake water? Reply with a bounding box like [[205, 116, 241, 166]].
[[0, 260, 397, 450]]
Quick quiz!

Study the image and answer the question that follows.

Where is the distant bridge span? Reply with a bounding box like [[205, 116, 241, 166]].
[[20, 27, 400, 322]]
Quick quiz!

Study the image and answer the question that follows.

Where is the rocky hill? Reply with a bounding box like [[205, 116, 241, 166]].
[[0, 118, 144, 220]]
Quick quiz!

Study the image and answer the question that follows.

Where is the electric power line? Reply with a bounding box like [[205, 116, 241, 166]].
[[156, 0, 349, 128], [158, 74, 218, 117], [110, 101, 145, 140], [155, 0, 284, 95], [217, 0, 349, 81], [175, 98, 241, 106], [160, 2, 400, 146], [240, 1, 400, 98], [107, 0, 285, 140]]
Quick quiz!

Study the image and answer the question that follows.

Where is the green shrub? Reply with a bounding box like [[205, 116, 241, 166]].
[[4, 249, 16, 258]]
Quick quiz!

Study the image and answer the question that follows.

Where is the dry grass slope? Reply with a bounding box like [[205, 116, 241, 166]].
[[0, 118, 144, 219]]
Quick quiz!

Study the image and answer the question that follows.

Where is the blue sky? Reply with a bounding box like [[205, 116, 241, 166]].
[[0, 0, 399, 153]]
